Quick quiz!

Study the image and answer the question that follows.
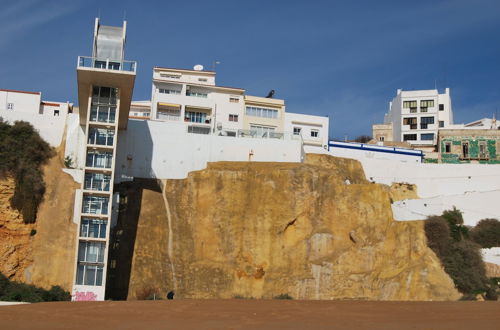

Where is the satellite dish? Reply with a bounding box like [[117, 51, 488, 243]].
[[193, 64, 204, 71]]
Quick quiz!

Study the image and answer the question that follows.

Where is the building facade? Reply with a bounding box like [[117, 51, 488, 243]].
[[139, 67, 329, 150], [72, 18, 136, 301], [382, 88, 454, 150], [438, 129, 500, 164], [0, 89, 71, 146]]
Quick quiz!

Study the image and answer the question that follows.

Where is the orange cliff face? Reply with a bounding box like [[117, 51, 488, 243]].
[[0, 150, 79, 291], [122, 154, 460, 301], [0, 176, 34, 281]]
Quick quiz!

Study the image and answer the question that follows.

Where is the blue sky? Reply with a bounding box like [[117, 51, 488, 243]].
[[1, 0, 499, 139]]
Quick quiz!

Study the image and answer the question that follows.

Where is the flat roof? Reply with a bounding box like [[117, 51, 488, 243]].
[[154, 66, 216, 74], [0, 89, 41, 95]]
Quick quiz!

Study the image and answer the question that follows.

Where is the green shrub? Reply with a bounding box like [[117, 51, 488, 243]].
[[273, 293, 293, 300], [0, 273, 70, 302], [425, 209, 499, 300], [0, 121, 53, 223], [470, 219, 500, 248]]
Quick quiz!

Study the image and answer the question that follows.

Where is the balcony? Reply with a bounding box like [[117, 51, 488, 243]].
[[77, 56, 136, 130], [78, 56, 137, 73]]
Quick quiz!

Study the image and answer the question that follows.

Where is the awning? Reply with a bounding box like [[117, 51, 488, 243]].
[[158, 102, 181, 109], [185, 105, 212, 111]]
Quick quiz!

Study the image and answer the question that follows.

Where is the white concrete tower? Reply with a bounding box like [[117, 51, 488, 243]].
[[71, 18, 136, 301]]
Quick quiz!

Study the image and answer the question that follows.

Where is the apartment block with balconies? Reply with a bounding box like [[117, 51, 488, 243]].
[[383, 88, 454, 151]]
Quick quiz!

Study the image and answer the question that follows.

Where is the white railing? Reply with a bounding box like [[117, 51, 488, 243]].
[[77, 56, 137, 73]]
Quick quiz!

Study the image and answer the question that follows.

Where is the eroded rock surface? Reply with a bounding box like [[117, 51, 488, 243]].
[[127, 154, 460, 301]]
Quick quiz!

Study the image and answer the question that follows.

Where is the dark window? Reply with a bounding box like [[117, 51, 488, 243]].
[[54, 109, 60, 116], [439, 121, 444, 128], [229, 114, 238, 122], [445, 142, 451, 153], [421, 133, 434, 140], [293, 127, 301, 135], [403, 117, 417, 129], [420, 116, 435, 129], [479, 142, 488, 159], [439, 104, 444, 111], [462, 142, 469, 158], [403, 134, 417, 141]]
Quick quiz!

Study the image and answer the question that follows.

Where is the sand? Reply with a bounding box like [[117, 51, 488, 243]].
[[0, 300, 499, 329]]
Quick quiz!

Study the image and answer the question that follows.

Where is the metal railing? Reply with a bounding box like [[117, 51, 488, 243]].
[[77, 56, 137, 73], [209, 128, 301, 141]]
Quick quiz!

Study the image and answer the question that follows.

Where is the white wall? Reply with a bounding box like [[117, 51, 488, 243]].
[[327, 150, 500, 225], [0, 90, 40, 112], [329, 142, 422, 163], [392, 190, 500, 226], [285, 112, 329, 151], [114, 119, 303, 181], [64, 113, 87, 169], [482, 248, 500, 266]]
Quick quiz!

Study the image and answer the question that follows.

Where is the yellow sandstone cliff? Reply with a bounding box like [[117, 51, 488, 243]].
[[126, 154, 460, 300], [0, 149, 78, 292]]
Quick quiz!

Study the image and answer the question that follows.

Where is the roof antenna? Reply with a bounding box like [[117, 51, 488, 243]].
[[97, 8, 101, 19], [212, 60, 220, 71], [123, 10, 127, 21]]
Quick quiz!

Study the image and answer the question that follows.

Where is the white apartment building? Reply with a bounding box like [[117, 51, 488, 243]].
[[150, 67, 245, 136], [0, 89, 71, 146], [382, 88, 454, 150], [138, 66, 330, 150], [284, 112, 329, 152]]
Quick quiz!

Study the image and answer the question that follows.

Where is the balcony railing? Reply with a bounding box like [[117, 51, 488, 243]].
[[78, 56, 137, 73]]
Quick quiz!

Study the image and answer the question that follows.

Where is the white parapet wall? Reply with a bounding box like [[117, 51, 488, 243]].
[[0, 106, 68, 147], [482, 248, 500, 266], [391, 190, 500, 226], [322, 148, 500, 226], [329, 141, 423, 164], [114, 119, 304, 181]]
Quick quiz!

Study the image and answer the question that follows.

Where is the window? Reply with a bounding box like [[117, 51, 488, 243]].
[[159, 88, 181, 95], [311, 129, 319, 138], [403, 117, 417, 129], [185, 111, 209, 123], [88, 127, 114, 146], [82, 195, 109, 215], [420, 116, 435, 129], [160, 73, 181, 79], [7, 103, 13, 110], [86, 150, 113, 168], [54, 109, 59, 116], [80, 218, 107, 239], [245, 106, 279, 119], [403, 134, 417, 141], [439, 121, 444, 128], [479, 141, 488, 159], [229, 97, 239, 103], [403, 100, 417, 113], [229, 114, 239, 122], [157, 109, 181, 121], [462, 142, 469, 158], [439, 104, 444, 111], [293, 127, 301, 135], [76, 264, 104, 286], [420, 100, 434, 112], [379, 136, 385, 142], [444, 142, 451, 153], [198, 78, 207, 82], [250, 125, 275, 137], [186, 90, 208, 98], [420, 133, 434, 141], [84, 172, 111, 191]]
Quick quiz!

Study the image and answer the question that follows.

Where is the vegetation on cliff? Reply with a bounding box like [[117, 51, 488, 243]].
[[425, 209, 499, 300], [0, 273, 70, 302], [470, 219, 500, 249], [0, 119, 53, 223]]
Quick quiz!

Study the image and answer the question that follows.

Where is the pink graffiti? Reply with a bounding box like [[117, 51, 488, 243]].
[[73, 291, 98, 301]]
